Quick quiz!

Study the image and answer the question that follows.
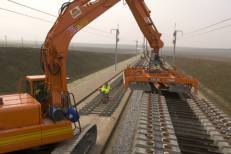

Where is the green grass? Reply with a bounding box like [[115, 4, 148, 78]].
[[0, 47, 134, 94]]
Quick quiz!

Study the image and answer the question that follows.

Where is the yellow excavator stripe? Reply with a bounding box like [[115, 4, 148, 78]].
[[0, 132, 41, 147], [42, 127, 72, 138], [0, 126, 72, 147]]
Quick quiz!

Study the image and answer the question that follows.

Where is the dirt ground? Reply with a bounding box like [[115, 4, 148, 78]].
[[0, 47, 134, 94], [165, 55, 231, 115], [163, 47, 231, 62]]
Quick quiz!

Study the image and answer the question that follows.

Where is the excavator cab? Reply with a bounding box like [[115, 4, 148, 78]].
[[23, 75, 51, 116], [25, 75, 47, 102]]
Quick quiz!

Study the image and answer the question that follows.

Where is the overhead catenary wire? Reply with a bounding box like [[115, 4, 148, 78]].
[[0, 6, 115, 40], [7, 0, 57, 17], [6, 0, 138, 42], [185, 16, 231, 35], [6, 0, 113, 35], [182, 23, 231, 39], [3, 1, 138, 44], [0, 7, 52, 23], [179, 16, 231, 40]]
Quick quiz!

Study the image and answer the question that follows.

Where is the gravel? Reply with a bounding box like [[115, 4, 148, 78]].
[[104, 90, 143, 154]]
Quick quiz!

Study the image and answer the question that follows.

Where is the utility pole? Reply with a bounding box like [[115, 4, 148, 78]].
[[111, 25, 120, 72], [142, 36, 146, 58], [135, 40, 139, 59], [173, 24, 183, 68], [21, 37, 24, 48], [145, 39, 150, 59], [4, 35, 7, 48], [34, 40, 37, 48]]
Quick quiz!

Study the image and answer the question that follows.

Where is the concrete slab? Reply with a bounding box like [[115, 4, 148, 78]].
[[83, 90, 131, 154]]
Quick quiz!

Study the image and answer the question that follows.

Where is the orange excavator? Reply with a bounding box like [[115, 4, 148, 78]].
[[0, 0, 198, 153]]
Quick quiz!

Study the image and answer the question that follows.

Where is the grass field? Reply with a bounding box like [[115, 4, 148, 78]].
[[0, 47, 134, 94], [166, 56, 231, 115]]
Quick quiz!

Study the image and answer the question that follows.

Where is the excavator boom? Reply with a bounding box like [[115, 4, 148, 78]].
[[0, 0, 167, 153], [125, 0, 164, 50], [42, 0, 121, 106], [41, 0, 164, 107]]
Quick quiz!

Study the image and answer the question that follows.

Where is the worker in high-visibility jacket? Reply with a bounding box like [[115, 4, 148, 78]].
[[100, 82, 111, 103]]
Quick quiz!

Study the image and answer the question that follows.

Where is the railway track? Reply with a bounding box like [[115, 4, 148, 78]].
[[105, 89, 231, 154], [134, 58, 146, 67], [11, 59, 231, 154], [164, 92, 222, 154], [79, 76, 125, 116], [10, 59, 139, 154], [131, 92, 181, 154]]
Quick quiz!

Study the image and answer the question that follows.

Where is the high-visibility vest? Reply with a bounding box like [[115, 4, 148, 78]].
[[100, 85, 111, 94]]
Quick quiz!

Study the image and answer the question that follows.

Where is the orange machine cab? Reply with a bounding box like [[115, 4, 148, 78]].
[[0, 75, 73, 153]]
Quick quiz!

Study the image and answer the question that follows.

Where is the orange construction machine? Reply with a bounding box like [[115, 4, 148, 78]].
[[123, 1, 199, 94], [0, 0, 198, 153]]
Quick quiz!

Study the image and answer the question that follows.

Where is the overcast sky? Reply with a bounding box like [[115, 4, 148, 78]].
[[0, 0, 231, 48]]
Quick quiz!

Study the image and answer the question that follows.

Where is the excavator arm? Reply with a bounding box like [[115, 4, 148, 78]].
[[41, 0, 163, 107], [42, 0, 120, 106], [125, 0, 164, 50], [0, 1, 167, 153]]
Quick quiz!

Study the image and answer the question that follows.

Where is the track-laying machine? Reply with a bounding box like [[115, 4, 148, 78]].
[[122, 2, 199, 93], [0, 0, 198, 153]]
